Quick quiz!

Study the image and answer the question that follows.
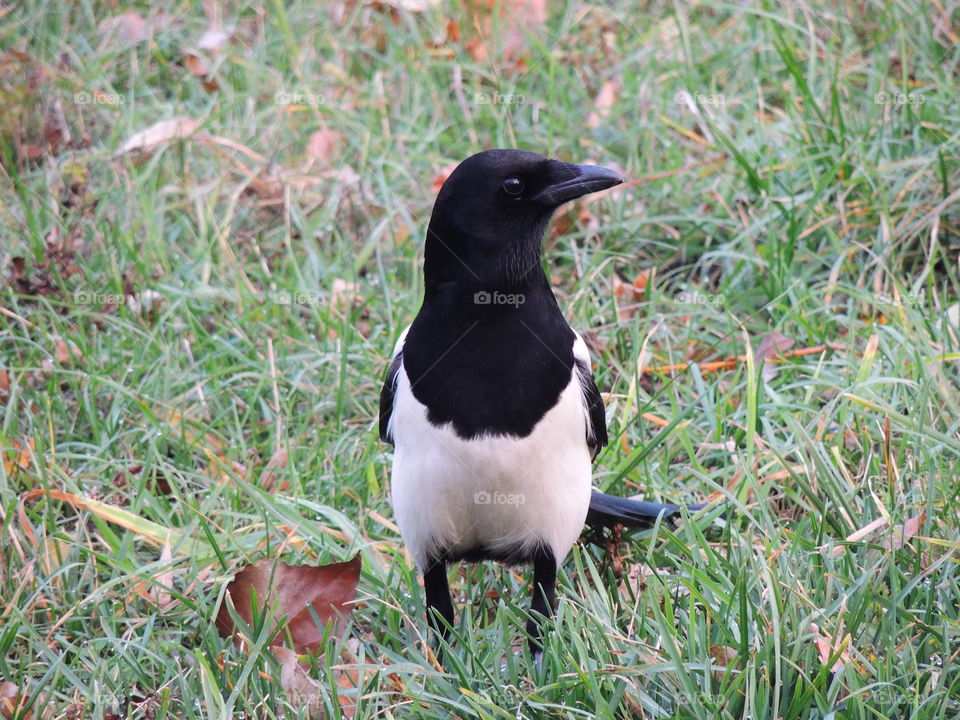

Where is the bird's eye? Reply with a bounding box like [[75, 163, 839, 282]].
[[501, 177, 524, 196]]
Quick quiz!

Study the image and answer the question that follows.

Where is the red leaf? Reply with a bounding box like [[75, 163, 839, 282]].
[[216, 554, 361, 655]]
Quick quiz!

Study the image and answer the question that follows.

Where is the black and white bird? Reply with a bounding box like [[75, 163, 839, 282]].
[[379, 149, 701, 656]]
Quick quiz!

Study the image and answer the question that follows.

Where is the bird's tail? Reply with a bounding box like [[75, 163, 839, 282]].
[[586, 490, 708, 529]]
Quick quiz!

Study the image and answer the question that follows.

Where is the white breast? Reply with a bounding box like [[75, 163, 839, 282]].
[[388, 343, 594, 571]]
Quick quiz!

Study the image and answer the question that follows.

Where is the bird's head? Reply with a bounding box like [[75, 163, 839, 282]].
[[423, 149, 624, 292]]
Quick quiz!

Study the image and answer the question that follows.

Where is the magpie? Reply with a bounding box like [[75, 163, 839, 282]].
[[379, 149, 702, 657]]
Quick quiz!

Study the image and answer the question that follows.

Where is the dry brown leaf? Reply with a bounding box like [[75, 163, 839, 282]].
[[464, 37, 489, 63], [274, 647, 325, 715], [153, 542, 175, 607], [884, 513, 926, 550], [587, 80, 619, 130], [259, 447, 289, 491], [198, 28, 230, 52], [3, 437, 35, 477], [502, 0, 548, 64], [810, 623, 852, 672], [0, 369, 9, 404], [756, 331, 795, 363], [305, 130, 340, 167], [126, 288, 167, 315], [43, 98, 70, 151], [99, 12, 149, 44], [185, 52, 211, 77], [216, 554, 361, 655], [613, 270, 651, 320], [0, 681, 32, 720], [53, 337, 82, 365], [118, 117, 200, 156], [709, 645, 738, 680], [331, 278, 363, 311], [845, 516, 888, 544], [274, 644, 360, 719]]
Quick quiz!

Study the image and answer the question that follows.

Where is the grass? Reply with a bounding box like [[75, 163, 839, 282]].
[[1, 0, 959, 717]]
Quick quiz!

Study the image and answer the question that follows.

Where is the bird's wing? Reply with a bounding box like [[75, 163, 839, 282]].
[[378, 326, 410, 445], [573, 332, 608, 461]]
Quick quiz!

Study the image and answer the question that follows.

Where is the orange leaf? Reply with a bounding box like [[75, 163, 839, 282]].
[[431, 162, 459, 194]]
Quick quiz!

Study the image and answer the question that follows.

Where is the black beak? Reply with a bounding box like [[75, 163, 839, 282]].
[[534, 162, 625, 206]]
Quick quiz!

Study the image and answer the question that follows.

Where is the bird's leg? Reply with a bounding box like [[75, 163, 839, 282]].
[[526, 547, 557, 661], [423, 560, 454, 653]]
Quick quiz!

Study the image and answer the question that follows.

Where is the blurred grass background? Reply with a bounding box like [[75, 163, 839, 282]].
[[1, 0, 959, 717]]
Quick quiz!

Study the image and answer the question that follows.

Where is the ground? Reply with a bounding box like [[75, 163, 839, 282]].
[[1, 1, 958, 718]]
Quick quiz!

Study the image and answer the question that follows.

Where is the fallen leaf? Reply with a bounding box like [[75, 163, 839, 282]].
[[0, 681, 32, 720], [117, 117, 200, 156], [464, 37, 489, 63], [197, 28, 230, 52], [43, 97, 70, 151], [613, 269, 651, 320], [845, 515, 888, 543], [756, 331, 795, 363], [331, 278, 363, 311], [0, 369, 9, 404], [810, 623, 852, 673], [3, 437, 35, 477], [259, 447, 289, 491], [587, 80, 619, 130], [884, 513, 925, 550], [502, 0, 548, 64], [431, 162, 459, 194], [126, 288, 167, 315], [184, 52, 212, 78], [709, 645, 738, 680], [151, 541, 175, 607], [216, 554, 361, 655], [274, 647, 325, 714], [19, 144, 43, 162], [305, 130, 340, 167], [99, 12, 149, 44], [8, 255, 57, 296], [53, 337, 82, 365]]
